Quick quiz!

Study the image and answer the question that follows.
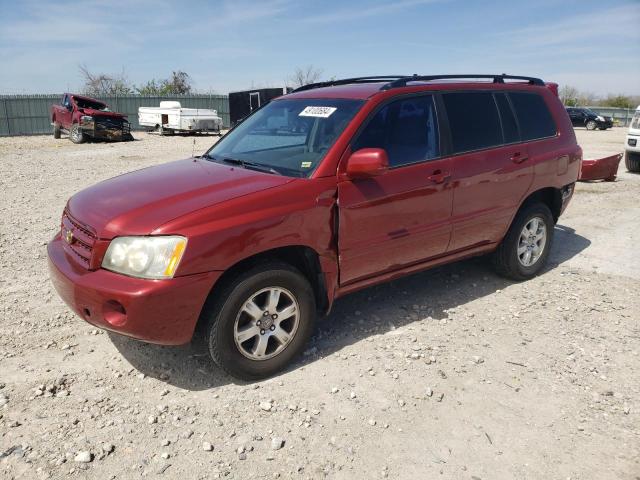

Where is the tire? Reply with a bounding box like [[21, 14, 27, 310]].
[[203, 262, 316, 380], [53, 122, 61, 139], [122, 133, 134, 142], [492, 202, 554, 281], [585, 120, 597, 130], [69, 123, 85, 144], [626, 151, 640, 173]]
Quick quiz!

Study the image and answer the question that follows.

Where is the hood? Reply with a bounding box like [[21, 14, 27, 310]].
[[80, 107, 127, 118], [67, 158, 294, 238]]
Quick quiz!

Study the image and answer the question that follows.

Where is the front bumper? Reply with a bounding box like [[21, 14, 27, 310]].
[[80, 117, 131, 140], [595, 119, 613, 129], [47, 234, 221, 345], [626, 134, 640, 153]]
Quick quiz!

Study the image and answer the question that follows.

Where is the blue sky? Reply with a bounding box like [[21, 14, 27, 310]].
[[0, 0, 638, 95]]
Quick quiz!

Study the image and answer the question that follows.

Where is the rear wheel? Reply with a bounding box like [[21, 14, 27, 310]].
[[69, 123, 85, 144], [492, 203, 554, 281], [626, 151, 640, 173], [53, 122, 61, 139], [203, 262, 316, 380], [585, 120, 597, 130]]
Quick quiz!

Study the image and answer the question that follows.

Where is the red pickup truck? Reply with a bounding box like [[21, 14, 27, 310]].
[[48, 74, 581, 380], [50, 93, 133, 143]]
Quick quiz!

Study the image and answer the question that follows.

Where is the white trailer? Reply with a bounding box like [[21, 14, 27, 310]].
[[138, 101, 223, 135]]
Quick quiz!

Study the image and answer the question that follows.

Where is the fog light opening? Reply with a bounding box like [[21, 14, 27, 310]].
[[103, 300, 127, 327], [83, 308, 91, 318]]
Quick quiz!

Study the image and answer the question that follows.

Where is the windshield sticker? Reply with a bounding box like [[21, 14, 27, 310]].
[[301, 161, 312, 168], [299, 106, 337, 118]]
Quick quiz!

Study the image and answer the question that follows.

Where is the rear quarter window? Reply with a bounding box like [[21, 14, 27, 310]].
[[509, 92, 556, 141]]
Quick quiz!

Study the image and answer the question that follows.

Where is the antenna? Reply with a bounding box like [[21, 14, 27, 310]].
[[192, 137, 196, 159]]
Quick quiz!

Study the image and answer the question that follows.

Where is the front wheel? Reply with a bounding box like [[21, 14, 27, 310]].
[[69, 123, 86, 144], [492, 203, 554, 281], [626, 151, 640, 173], [585, 120, 597, 130], [203, 262, 316, 380]]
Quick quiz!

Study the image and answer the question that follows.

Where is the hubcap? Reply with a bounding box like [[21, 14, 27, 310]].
[[517, 216, 547, 267], [233, 287, 299, 361]]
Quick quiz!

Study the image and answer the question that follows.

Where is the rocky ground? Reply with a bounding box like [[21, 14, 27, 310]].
[[0, 128, 638, 479]]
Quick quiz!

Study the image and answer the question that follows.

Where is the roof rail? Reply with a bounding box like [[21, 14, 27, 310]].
[[291, 76, 410, 93], [381, 74, 545, 90]]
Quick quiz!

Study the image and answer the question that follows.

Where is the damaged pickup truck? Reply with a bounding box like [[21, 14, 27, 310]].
[[51, 93, 133, 144]]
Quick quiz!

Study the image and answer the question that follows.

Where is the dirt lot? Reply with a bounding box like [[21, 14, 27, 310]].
[[1, 128, 638, 480]]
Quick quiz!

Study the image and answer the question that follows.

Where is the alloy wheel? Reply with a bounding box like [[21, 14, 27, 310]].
[[233, 287, 300, 361], [517, 216, 547, 267]]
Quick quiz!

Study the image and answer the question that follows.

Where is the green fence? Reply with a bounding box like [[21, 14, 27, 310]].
[[0, 94, 230, 136]]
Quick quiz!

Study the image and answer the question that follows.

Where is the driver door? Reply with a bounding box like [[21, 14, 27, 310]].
[[59, 95, 73, 128], [337, 95, 453, 285]]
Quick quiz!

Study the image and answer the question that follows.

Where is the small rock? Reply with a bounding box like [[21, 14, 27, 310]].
[[472, 356, 484, 364], [148, 416, 157, 424], [425, 388, 433, 397], [160, 452, 170, 460], [202, 442, 213, 452], [74, 451, 92, 463], [331, 387, 339, 394], [238, 452, 247, 460], [368, 418, 376, 426], [259, 401, 272, 412], [102, 444, 114, 454], [271, 437, 284, 451]]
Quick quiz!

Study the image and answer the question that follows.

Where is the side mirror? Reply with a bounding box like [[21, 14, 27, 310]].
[[346, 148, 389, 179]]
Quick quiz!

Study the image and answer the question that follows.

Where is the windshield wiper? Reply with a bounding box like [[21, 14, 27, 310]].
[[220, 157, 280, 175]]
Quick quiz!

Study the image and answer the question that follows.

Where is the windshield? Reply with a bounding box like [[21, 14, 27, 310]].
[[74, 97, 110, 111], [206, 98, 363, 177]]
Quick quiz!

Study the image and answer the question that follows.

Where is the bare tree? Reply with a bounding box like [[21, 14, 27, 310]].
[[289, 65, 324, 88], [78, 65, 132, 96], [559, 85, 579, 106]]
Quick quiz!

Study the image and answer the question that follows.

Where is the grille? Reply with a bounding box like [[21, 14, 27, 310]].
[[95, 117, 130, 135], [61, 210, 97, 269]]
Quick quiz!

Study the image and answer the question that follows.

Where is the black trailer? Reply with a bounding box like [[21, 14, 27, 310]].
[[228, 87, 291, 126]]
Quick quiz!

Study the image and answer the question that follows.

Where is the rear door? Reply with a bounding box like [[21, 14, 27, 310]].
[[337, 95, 453, 284], [444, 91, 533, 251]]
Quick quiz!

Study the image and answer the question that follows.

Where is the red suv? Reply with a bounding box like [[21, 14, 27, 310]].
[[48, 74, 581, 379]]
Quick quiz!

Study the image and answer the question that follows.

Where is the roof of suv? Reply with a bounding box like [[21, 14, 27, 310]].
[[284, 74, 549, 100]]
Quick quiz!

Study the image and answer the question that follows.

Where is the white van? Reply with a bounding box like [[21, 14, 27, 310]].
[[138, 101, 223, 135], [626, 105, 640, 172]]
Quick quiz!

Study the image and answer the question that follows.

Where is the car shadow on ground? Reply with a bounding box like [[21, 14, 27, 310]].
[[110, 223, 591, 391]]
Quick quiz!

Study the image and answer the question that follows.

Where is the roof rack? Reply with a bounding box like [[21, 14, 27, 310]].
[[381, 74, 545, 90], [291, 76, 410, 93]]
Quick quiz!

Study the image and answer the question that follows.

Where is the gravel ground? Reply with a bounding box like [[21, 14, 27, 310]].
[[1, 128, 638, 480]]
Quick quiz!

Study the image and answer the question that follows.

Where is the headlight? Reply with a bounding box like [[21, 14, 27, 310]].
[[102, 236, 187, 279], [596, 116, 604, 121], [80, 115, 93, 122]]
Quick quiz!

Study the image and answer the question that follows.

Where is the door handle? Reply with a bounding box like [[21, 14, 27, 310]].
[[427, 170, 451, 184], [510, 152, 529, 164]]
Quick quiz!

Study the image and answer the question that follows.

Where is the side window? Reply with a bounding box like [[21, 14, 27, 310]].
[[62, 95, 69, 107], [509, 92, 556, 141], [495, 93, 519, 144], [353, 96, 439, 167], [442, 92, 502, 154]]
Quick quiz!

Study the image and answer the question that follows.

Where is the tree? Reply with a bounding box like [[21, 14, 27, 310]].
[[289, 65, 323, 88], [559, 85, 579, 106], [135, 71, 193, 95], [600, 94, 634, 109], [79, 65, 132, 96]]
